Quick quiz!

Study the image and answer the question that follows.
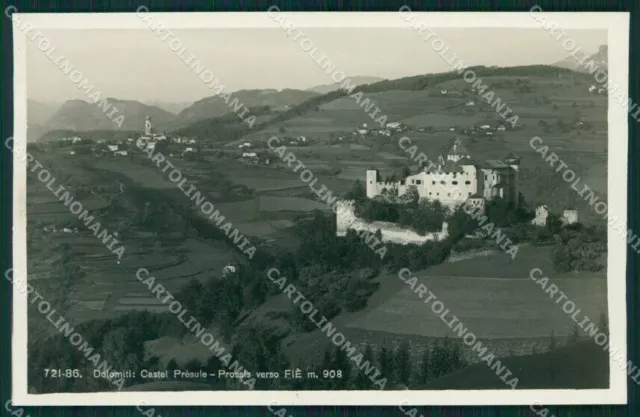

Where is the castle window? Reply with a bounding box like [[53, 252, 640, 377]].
[[436, 193, 439, 196], [411, 180, 415, 184], [485, 175, 488, 180], [465, 181, 471, 185], [468, 192, 472, 196], [447, 193, 451, 197], [416, 180, 422, 184], [452, 181, 458, 185], [429, 192, 432, 195], [369, 181, 372, 184], [440, 181, 446, 185]]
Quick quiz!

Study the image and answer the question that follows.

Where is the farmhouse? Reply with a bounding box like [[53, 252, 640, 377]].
[[531, 205, 549, 227], [368, 138, 520, 209]]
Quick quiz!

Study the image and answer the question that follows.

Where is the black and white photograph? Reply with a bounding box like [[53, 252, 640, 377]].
[[9, 9, 631, 406]]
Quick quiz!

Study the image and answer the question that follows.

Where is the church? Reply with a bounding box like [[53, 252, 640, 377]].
[[366, 138, 520, 210], [141, 116, 167, 141]]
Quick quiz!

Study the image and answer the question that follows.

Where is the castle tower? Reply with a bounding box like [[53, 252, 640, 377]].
[[366, 170, 379, 198], [336, 200, 357, 236], [504, 153, 520, 172], [447, 138, 470, 163], [504, 153, 520, 207], [145, 117, 152, 135]]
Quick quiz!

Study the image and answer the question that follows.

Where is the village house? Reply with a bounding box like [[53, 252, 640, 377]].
[[531, 205, 550, 227]]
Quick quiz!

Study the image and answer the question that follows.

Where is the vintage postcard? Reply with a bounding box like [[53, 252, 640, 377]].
[[9, 9, 631, 406]]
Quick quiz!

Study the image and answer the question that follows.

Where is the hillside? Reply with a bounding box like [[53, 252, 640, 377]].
[[425, 340, 608, 389], [308, 75, 386, 94], [552, 44, 607, 73], [44, 98, 177, 132], [143, 100, 191, 115], [27, 99, 61, 126], [172, 88, 320, 128]]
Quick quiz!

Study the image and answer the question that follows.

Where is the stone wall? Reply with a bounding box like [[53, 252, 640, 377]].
[[336, 200, 448, 245]]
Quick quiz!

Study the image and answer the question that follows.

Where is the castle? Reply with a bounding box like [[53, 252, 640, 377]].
[[366, 138, 520, 210]]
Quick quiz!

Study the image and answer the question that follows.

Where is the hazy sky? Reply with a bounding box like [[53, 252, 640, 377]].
[[26, 27, 606, 103]]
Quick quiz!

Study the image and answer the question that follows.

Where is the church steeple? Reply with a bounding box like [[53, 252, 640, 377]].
[[145, 116, 152, 135]]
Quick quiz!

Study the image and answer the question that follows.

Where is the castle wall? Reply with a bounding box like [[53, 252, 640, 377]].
[[336, 200, 448, 245]]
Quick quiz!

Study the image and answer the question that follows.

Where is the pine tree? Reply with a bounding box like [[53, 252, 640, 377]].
[[599, 313, 609, 336], [418, 347, 430, 384], [378, 346, 394, 386], [166, 358, 178, 373], [395, 340, 412, 386], [333, 345, 352, 389], [548, 329, 557, 352], [355, 343, 375, 389], [429, 340, 447, 378], [568, 324, 580, 345]]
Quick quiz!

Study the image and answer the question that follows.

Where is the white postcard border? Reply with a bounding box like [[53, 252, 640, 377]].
[[12, 11, 629, 406]]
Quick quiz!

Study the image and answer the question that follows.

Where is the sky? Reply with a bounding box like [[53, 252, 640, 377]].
[[26, 27, 606, 104]]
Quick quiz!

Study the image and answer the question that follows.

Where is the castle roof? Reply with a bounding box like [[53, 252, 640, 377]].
[[447, 138, 469, 156], [438, 160, 464, 173], [457, 157, 479, 166], [480, 159, 510, 169]]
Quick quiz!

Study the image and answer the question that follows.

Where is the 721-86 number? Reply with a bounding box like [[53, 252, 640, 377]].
[[44, 369, 82, 378]]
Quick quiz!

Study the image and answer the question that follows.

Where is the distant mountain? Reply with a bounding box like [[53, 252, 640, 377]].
[[45, 99, 177, 132], [143, 100, 191, 115], [27, 99, 61, 126], [173, 89, 319, 128], [552, 45, 607, 73], [307, 76, 386, 94]]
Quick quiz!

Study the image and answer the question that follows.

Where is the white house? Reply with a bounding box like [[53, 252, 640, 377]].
[[465, 101, 475, 106], [222, 264, 236, 277], [588, 85, 596, 93], [386, 122, 401, 130], [107, 145, 118, 152], [69, 151, 76, 155], [440, 89, 448, 95], [115, 150, 128, 156], [183, 147, 195, 153], [531, 205, 550, 227], [562, 209, 578, 225], [449, 127, 455, 132], [496, 126, 506, 132], [485, 132, 493, 136], [480, 125, 491, 130], [187, 139, 196, 144], [357, 129, 368, 135], [242, 152, 257, 158]]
